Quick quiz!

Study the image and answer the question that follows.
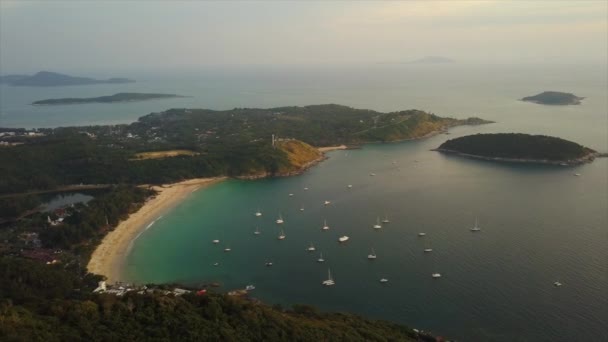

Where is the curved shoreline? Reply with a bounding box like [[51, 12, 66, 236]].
[[434, 148, 599, 165], [87, 139, 461, 283], [87, 177, 226, 283]]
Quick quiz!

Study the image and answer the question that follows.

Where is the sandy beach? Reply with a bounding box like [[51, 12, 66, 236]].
[[87, 177, 226, 283], [318, 145, 348, 152]]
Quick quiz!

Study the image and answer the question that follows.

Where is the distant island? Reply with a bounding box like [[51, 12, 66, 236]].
[[435, 133, 598, 165], [521, 91, 584, 105], [408, 56, 455, 64], [0, 71, 134, 86], [32, 92, 185, 105]]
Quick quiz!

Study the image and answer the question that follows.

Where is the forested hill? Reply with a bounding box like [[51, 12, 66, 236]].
[[436, 133, 596, 163], [135, 104, 490, 146], [0, 257, 437, 341], [0, 104, 490, 194]]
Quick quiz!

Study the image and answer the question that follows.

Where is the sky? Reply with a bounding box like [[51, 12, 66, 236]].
[[0, 0, 607, 73]]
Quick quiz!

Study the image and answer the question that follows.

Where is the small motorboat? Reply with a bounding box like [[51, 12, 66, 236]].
[[245, 285, 255, 291], [379, 278, 389, 283], [432, 273, 442, 278], [338, 236, 349, 243]]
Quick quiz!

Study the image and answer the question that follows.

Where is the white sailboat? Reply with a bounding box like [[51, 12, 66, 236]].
[[322, 268, 335, 286], [367, 247, 377, 259], [470, 217, 481, 232], [418, 232, 426, 237], [307, 242, 316, 252], [347, 184, 353, 188], [373, 217, 382, 229], [382, 213, 390, 224], [254, 227, 261, 235], [212, 239, 220, 244], [224, 245, 231, 252], [276, 214, 284, 224], [277, 229, 286, 240], [300, 205, 305, 212], [322, 219, 330, 231], [255, 208, 262, 217], [317, 252, 325, 263], [338, 236, 349, 243], [379, 278, 389, 283], [324, 200, 331, 205], [432, 273, 442, 278]]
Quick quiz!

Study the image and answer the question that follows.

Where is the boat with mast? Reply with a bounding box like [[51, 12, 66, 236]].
[[367, 247, 377, 259], [276, 213, 284, 224], [322, 219, 330, 230], [373, 217, 382, 229], [470, 217, 481, 232], [307, 242, 316, 252], [254, 226, 261, 235], [382, 213, 390, 224], [277, 229, 286, 240], [317, 252, 325, 262], [255, 208, 262, 217], [322, 269, 335, 286]]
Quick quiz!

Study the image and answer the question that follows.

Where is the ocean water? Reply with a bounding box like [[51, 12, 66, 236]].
[[2, 64, 606, 341]]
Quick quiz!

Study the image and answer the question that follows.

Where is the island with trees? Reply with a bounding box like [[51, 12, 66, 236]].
[[435, 133, 598, 165], [0, 71, 134, 86], [521, 91, 584, 105], [32, 92, 185, 105]]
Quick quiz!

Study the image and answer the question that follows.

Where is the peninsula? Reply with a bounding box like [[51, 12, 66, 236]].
[[32, 92, 185, 105], [521, 91, 584, 105], [435, 133, 598, 165], [0, 71, 134, 86]]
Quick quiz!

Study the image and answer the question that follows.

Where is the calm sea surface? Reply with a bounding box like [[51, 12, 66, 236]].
[[2, 64, 606, 341]]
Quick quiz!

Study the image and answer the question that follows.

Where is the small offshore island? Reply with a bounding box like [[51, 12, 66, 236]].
[[32, 92, 185, 105], [521, 91, 584, 105], [0, 71, 133, 86], [435, 133, 598, 165]]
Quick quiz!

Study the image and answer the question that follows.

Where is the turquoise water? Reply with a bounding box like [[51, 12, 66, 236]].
[[2, 64, 606, 340], [124, 133, 607, 341]]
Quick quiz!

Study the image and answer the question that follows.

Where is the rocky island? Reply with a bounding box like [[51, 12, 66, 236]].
[[32, 92, 185, 105], [521, 91, 584, 105], [0, 71, 134, 86], [435, 133, 598, 165]]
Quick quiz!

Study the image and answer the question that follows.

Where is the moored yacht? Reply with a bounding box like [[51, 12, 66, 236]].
[[373, 217, 382, 229], [322, 269, 335, 286], [470, 218, 481, 232], [367, 248, 377, 259], [322, 219, 330, 230]]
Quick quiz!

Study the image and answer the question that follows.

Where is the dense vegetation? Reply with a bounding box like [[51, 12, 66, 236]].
[[0, 71, 133, 87], [521, 91, 583, 105], [32, 93, 184, 105], [0, 104, 489, 194], [0, 257, 435, 342], [437, 133, 595, 161]]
